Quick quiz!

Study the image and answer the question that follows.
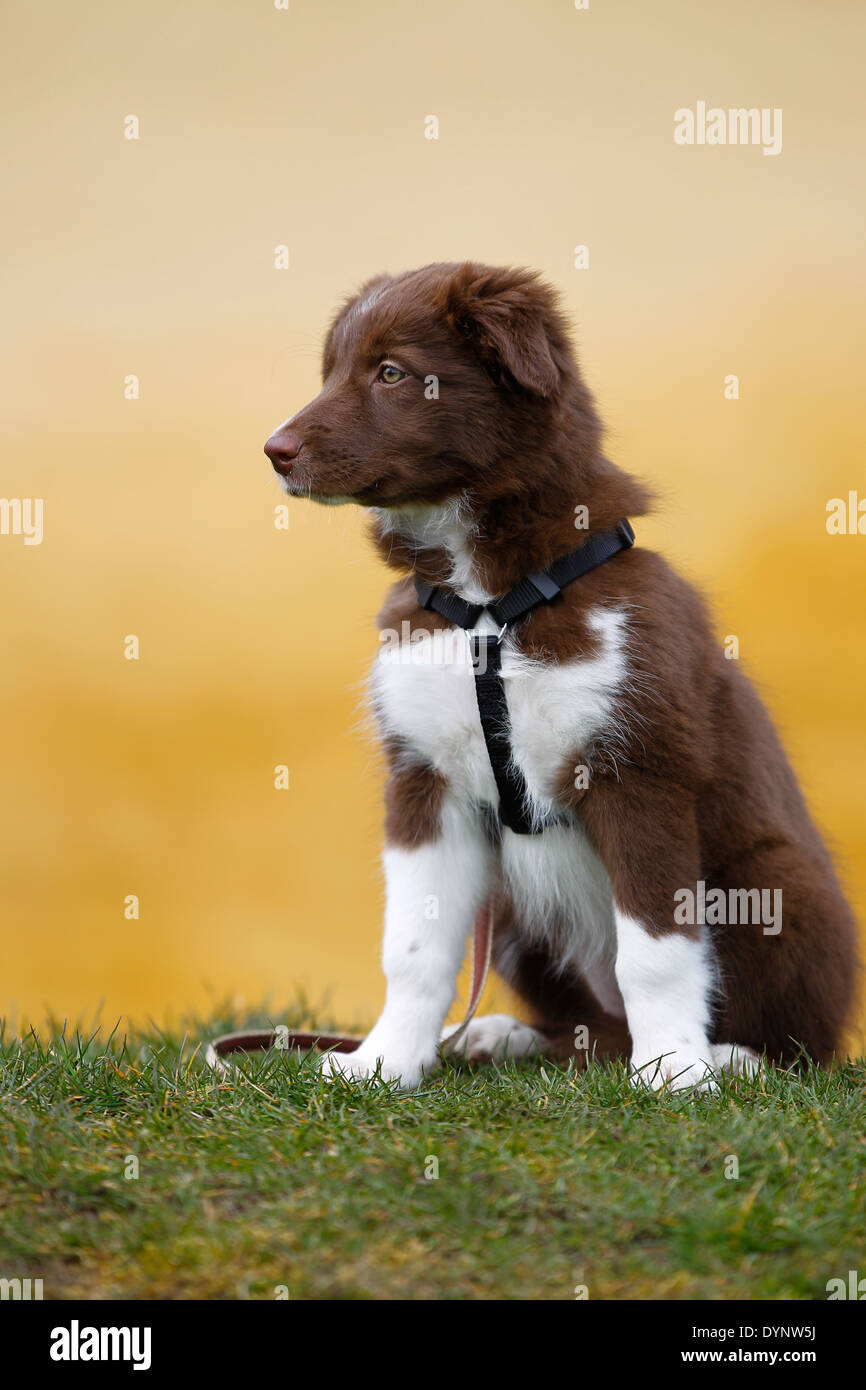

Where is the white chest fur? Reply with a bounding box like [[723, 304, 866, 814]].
[[371, 606, 630, 1006]]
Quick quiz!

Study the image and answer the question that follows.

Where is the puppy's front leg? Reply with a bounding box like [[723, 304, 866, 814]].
[[324, 789, 494, 1089], [583, 777, 715, 1090], [613, 911, 714, 1090]]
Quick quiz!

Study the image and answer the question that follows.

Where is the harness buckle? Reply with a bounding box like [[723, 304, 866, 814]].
[[526, 569, 561, 602]]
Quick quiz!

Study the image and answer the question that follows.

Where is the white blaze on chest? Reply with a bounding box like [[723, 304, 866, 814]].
[[372, 604, 630, 1005], [372, 605, 629, 816]]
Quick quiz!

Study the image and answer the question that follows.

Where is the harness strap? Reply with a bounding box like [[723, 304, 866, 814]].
[[470, 635, 527, 832], [414, 581, 483, 629], [416, 521, 635, 836], [415, 521, 634, 632], [470, 635, 569, 835]]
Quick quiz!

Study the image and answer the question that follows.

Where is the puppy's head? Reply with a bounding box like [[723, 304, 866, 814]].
[[264, 262, 581, 508]]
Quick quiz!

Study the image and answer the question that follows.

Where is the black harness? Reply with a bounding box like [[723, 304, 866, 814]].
[[414, 520, 635, 835]]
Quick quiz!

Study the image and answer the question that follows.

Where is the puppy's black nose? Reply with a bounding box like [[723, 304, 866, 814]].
[[264, 430, 302, 477]]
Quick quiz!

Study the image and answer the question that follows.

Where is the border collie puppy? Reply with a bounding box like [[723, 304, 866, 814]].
[[264, 262, 858, 1091]]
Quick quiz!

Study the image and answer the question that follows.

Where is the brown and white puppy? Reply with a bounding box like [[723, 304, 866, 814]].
[[264, 262, 858, 1091]]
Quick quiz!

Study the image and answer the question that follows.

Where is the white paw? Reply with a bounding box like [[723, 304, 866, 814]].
[[629, 1044, 716, 1092], [629, 1040, 762, 1092], [710, 1043, 762, 1078], [441, 1013, 545, 1063], [320, 1046, 431, 1090]]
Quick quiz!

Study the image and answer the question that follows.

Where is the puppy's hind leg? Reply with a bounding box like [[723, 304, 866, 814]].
[[445, 911, 632, 1068], [441, 1014, 547, 1064]]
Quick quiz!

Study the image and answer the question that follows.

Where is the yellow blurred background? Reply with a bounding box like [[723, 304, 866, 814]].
[[2, 0, 864, 1042]]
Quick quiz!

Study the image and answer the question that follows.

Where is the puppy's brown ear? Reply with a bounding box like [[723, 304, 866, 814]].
[[439, 264, 564, 397]]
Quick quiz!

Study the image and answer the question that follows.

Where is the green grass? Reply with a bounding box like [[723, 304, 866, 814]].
[[1, 1008, 863, 1301]]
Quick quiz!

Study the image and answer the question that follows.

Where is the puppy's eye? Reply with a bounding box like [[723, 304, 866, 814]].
[[377, 362, 408, 385]]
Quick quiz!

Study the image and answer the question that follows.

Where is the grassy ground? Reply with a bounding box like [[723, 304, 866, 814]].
[[0, 1008, 863, 1301]]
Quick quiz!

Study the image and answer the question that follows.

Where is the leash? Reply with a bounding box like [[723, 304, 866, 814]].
[[205, 901, 493, 1074], [416, 521, 635, 834], [439, 899, 494, 1058]]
